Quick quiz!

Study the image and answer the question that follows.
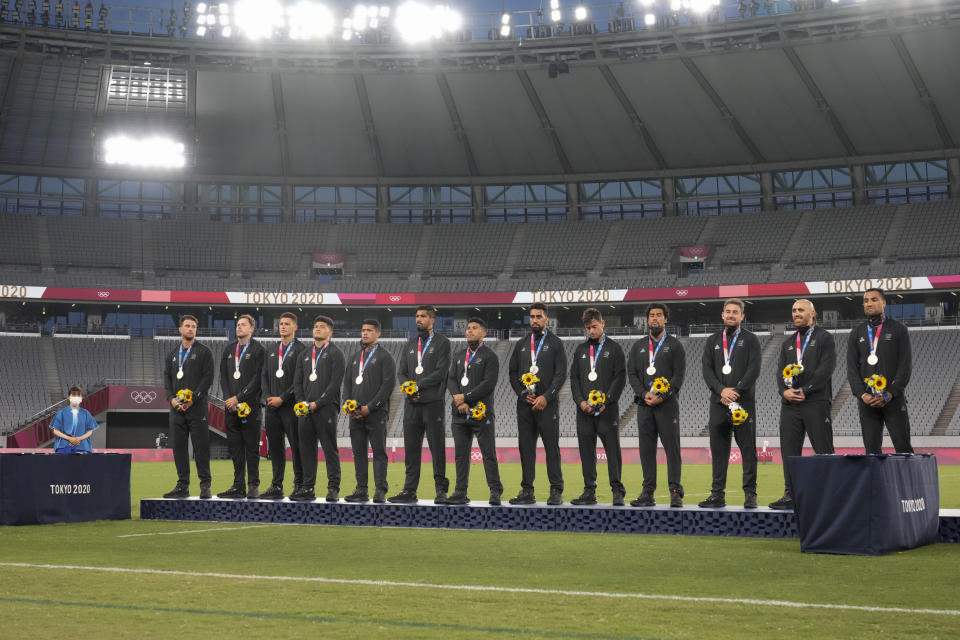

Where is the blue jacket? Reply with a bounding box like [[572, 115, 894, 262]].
[[50, 407, 98, 452]]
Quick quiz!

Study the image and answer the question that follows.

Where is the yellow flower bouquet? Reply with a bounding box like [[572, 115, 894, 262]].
[[342, 398, 358, 414], [470, 401, 487, 421], [729, 401, 748, 427], [865, 374, 887, 396], [401, 380, 419, 396], [237, 402, 251, 418], [588, 389, 606, 407], [176, 388, 193, 403], [521, 372, 540, 389], [293, 401, 310, 417], [652, 377, 670, 396]]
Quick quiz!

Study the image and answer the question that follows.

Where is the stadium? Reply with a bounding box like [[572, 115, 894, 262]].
[[1, 0, 959, 636]]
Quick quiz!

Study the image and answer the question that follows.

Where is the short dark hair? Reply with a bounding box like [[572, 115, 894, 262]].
[[581, 307, 603, 325], [313, 315, 333, 329], [467, 316, 487, 329], [362, 318, 381, 331], [280, 311, 299, 324], [864, 287, 886, 301], [416, 305, 437, 318], [179, 314, 198, 327], [723, 298, 745, 312], [646, 303, 670, 321], [236, 314, 256, 329], [68, 386, 83, 396], [529, 302, 549, 316]]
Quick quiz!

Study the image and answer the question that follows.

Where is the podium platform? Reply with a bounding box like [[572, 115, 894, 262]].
[[140, 498, 960, 542]]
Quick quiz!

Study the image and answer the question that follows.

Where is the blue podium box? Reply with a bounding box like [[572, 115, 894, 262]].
[[0, 452, 131, 525], [791, 454, 940, 555]]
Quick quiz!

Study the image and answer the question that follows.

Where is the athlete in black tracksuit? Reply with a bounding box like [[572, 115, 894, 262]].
[[508, 327, 567, 505], [162, 337, 215, 498], [342, 339, 396, 502], [771, 317, 835, 509], [218, 335, 265, 497], [847, 315, 913, 454], [628, 331, 685, 506], [700, 326, 761, 507], [260, 336, 305, 498], [570, 334, 627, 505], [446, 338, 502, 504], [293, 337, 346, 501]]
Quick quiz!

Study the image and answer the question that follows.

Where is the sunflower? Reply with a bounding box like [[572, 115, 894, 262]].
[[521, 372, 540, 387], [471, 401, 487, 421], [782, 363, 803, 379], [176, 388, 193, 403], [237, 402, 251, 418], [865, 374, 887, 393], [401, 380, 419, 396], [731, 407, 748, 426], [588, 389, 606, 407], [342, 398, 358, 414], [293, 401, 310, 417], [652, 377, 670, 394]]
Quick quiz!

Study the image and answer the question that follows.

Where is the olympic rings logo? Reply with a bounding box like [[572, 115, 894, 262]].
[[389, 295, 401, 302], [470, 450, 483, 462], [130, 390, 158, 403], [97, 291, 111, 298], [676, 289, 689, 297]]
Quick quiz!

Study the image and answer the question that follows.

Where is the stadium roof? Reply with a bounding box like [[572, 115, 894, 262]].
[[0, 0, 958, 182]]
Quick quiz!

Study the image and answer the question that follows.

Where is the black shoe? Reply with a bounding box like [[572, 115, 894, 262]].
[[670, 488, 683, 508], [292, 483, 302, 496], [630, 492, 655, 507], [547, 487, 563, 506], [445, 491, 470, 505], [163, 483, 189, 499], [290, 488, 316, 502], [260, 485, 284, 500], [612, 491, 626, 507], [199, 484, 211, 500], [509, 488, 536, 505], [325, 488, 339, 503], [698, 492, 726, 508], [489, 489, 502, 506], [768, 493, 794, 510], [571, 490, 597, 506], [217, 486, 246, 499], [434, 489, 447, 505], [744, 492, 758, 509], [373, 489, 387, 504], [246, 485, 259, 499], [388, 490, 418, 504], [344, 490, 369, 503]]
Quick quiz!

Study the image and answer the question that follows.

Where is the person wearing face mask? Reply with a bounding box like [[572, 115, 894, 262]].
[[50, 386, 98, 453], [627, 303, 686, 508], [770, 298, 836, 510], [847, 287, 913, 454]]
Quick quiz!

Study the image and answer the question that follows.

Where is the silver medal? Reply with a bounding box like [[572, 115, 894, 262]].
[[355, 375, 364, 385], [233, 371, 241, 380], [722, 364, 732, 375], [309, 372, 317, 382], [415, 365, 424, 375], [867, 354, 879, 365], [529, 365, 539, 375], [275, 369, 284, 378], [646, 366, 656, 376], [587, 371, 598, 382], [460, 376, 469, 387], [176, 370, 184, 380]]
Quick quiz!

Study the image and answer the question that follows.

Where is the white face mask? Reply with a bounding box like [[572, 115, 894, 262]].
[[69, 396, 82, 408]]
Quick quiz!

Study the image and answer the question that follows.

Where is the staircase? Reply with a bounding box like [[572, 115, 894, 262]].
[[932, 370, 960, 436], [831, 381, 851, 420], [411, 225, 435, 276], [778, 210, 814, 265], [36, 217, 55, 274], [137, 220, 157, 287], [40, 336, 63, 404], [878, 205, 911, 259], [694, 216, 718, 246], [229, 223, 244, 278], [593, 222, 623, 273], [130, 337, 157, 383], [498, 225, 528, 278]]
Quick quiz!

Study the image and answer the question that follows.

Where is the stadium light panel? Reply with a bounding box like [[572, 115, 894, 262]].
[[103, 136, 186, 169], [342, 28, 352, 40], [550, 0, 559, 8], [550, 9, 561, 21], [379, 5, 390, 17], [196, 25, 207, 35], [234, 0, 284, 39], [501, 12, 510, 24], [395, 2, 462, 43], [644, 12, 655, 25], [206, 14, 216, 25], [287, 2, 334, 39], [219, 2, 229, 13], [500, 24, 510, 37], [196, 2, 207, 13], [574, 6, 587, 20]]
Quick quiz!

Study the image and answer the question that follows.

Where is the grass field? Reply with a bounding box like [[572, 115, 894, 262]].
[[2, 460, 959, 639]]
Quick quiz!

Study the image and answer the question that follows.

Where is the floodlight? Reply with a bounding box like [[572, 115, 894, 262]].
[[500, 24, 509, 37], [196, 2, 207, 13], [644, 12, 655, 25], [379, 5, 390, 17], [287, 2, 334, 39], [219, 13, 228, 25], [550, 9, 561, 21], [218, 2, 228, 13], [501, 12, 510, 24], [550, 0, 559, 8], [234, 0, 284, 39], [196, 14, 204, 24], [342, 28, 352, 40], [196, 24, 207, 35], [574, 6, 586, 20], [205, 14, 215, 25], [104, 136, 186, 168]]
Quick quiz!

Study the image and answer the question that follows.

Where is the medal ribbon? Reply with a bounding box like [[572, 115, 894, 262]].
[[358, 344, 378, 379], [178, 343, 192, 373], [417, 332, 434, 370], [589, 336, 606, 376], [722, 328, 740, 369], [866, 317, 884, 359], [464, 342, 482, 376], [312, 342, 328, 377], [796, 328, 814, 365], [648, 332, 666, 369], [530, 331, 546, 368], [234, 341, 250, 376], [278, 340, 294, 369]]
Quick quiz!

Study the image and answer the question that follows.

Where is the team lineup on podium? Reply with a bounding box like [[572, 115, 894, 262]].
[[143, 287, 911, 509]]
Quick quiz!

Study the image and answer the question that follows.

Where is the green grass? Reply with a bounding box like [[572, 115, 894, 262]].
[[1, 460, 959, 639]]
